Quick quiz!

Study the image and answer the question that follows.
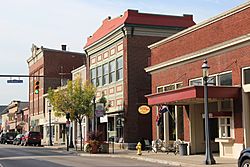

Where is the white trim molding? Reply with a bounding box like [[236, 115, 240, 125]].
[[145, 33, 250, 73]]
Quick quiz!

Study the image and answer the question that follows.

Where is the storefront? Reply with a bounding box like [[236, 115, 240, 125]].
[[145, 2, 250, 158]]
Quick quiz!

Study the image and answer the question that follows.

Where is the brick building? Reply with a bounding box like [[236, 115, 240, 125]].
[[84, 9, 195, 146], [145, 2, 250, 158], [27, 44, 85, 135]]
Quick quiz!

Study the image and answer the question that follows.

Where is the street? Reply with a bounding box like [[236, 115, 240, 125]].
[[0, 144, 174, 167]]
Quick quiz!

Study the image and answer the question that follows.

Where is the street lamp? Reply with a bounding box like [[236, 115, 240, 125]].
[[48, 108, 53, 146], [66, 112, 70, 151], [202, 59, 216, 165], [92, 96, 96, 133]]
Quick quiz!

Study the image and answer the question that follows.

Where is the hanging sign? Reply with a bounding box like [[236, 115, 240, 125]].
[[95, 103, 104, 117], [138, 105, 150, 114]]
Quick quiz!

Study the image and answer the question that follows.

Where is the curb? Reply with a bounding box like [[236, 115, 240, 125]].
[[77, 153, 198, 167]]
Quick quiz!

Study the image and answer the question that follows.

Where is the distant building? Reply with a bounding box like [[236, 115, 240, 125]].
[[1, 101, 28, 133], [0, 105, 8, 132], [84, 9, 195, 146], [27, 44, 85, 138]]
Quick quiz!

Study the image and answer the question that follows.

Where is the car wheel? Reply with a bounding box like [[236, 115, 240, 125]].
[[241, 159, 250, 167]]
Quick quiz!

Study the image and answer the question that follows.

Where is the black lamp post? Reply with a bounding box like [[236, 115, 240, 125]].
[[66, 112, 70, 151], [202, 59, 216, 165], [92, 96, 96, 133], [48, 108, 53, 146]]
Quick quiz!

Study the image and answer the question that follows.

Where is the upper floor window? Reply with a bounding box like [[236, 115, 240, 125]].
[[189, 71, 232, 86], [190, 78, 202, 86], [103, 63, 109, 85], [90, 56, 123, 87], [96, 66, 102, 87], [157, 82, 183, 93], [91, 68, 96, 86], [116, 56, 123, 81], [109, 60, 115, 83], [243, 68, 250, 85], [218, 72, 232, 86]]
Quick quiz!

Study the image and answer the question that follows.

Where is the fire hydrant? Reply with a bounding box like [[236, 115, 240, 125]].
[[136, 142, 142, 155]]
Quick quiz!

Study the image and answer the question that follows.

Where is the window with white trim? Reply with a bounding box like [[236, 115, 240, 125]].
[[189, 78, 202, 86], [157, 82, 183, 93], [116, 56, 123, 81], [96, 66, 102, 87], [243, 67, 250, 85], [103, 63, 109, 85], [109, 60, 115, 83], [90, 68, 96, 86], [219, 117, 232, 138]]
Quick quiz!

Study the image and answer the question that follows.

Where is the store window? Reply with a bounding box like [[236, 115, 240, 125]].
[[116, 56, 123, 81], [109, 60, 115, 83], [219, 117, 231, 138], [243, 68, 250, 85], [103, 63, 109, 85]]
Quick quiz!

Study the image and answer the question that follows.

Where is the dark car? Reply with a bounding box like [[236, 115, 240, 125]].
[[13, 134, 24, 145], [238, 148, 250, 167], [21, 131, 41, 146], [0, 132, 17, 144]]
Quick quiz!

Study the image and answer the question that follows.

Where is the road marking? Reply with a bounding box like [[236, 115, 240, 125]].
[[0, 155, 74, 161], [0, 163, 4, 167]]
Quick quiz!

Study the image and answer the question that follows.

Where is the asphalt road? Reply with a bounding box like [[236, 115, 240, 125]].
[[0, 144, 173, 167]]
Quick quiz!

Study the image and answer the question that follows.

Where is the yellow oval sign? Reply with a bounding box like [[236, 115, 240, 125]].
[[138, 105, 150, 114]]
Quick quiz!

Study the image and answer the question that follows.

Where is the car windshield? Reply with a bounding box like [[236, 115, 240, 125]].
[[6, 133, 16, 137]]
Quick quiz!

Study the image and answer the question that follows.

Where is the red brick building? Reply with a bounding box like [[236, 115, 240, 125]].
[[84, 9, 195, 147], [27, 44, 85, 134], [146, 2, 250, 158]]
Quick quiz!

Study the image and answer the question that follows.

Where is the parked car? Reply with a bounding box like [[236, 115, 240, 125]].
[[13, 134, 24, 145], [21, 131, 41, 146], [238, 148, 250, 167], [0, 132, 17, 144]]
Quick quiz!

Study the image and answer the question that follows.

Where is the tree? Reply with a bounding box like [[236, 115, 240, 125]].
[[48, 79, 96, 151]]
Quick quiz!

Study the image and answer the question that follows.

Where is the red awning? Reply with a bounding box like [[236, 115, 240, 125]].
[[145, 86, 241, 106]]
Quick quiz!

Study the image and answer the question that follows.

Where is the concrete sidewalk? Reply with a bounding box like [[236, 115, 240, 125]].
[[44, 145, 238, 167]]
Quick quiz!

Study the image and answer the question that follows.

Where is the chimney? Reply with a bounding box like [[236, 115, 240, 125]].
[[61, 45, 67, 51]]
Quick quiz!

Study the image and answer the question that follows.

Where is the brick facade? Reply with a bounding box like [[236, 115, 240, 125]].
[[85, 10, 195, 144], [27, 45, 85, 131], [147, 2, 250, 157]]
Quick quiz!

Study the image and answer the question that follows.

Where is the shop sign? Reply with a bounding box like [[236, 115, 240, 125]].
[[138, 105, 150, 114], [95, 103, 104, 117], [100, 115, 108, 123]]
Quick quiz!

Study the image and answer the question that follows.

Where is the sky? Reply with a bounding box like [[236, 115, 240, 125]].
[[0, 0, 248, 105]]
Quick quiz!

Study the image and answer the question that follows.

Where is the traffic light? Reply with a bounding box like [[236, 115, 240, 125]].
[[34, 80, 40, 94]]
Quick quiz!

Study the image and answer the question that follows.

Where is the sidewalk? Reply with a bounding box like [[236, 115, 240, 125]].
[[45, 145, 238, 167]]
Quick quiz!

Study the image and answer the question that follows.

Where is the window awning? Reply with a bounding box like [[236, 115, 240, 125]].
[[145, 86, 241, 106]]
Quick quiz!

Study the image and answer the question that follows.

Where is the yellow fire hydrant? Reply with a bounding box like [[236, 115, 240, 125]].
[[136, 142, 142, 155]]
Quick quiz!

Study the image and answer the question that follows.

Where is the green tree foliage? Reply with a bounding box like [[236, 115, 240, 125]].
[[47, 78, 96, 150]]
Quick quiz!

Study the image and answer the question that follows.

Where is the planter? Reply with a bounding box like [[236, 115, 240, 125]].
[[90, 144, 99, 154]]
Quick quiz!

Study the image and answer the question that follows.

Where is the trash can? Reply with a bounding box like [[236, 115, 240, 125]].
[[179, 143, 188, 156]]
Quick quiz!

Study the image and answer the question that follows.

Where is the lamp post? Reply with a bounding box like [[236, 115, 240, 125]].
[[92, 96, 96, 133], [202, 59, 216, 165], [48, 108, 53, 146], [66, 112, 70, 151]]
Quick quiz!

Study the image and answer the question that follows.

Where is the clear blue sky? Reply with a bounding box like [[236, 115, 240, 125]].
[[0, 0, 247, 105]]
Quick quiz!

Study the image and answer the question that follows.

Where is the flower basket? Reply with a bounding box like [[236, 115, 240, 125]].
[[87, 131, 103, 154]]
